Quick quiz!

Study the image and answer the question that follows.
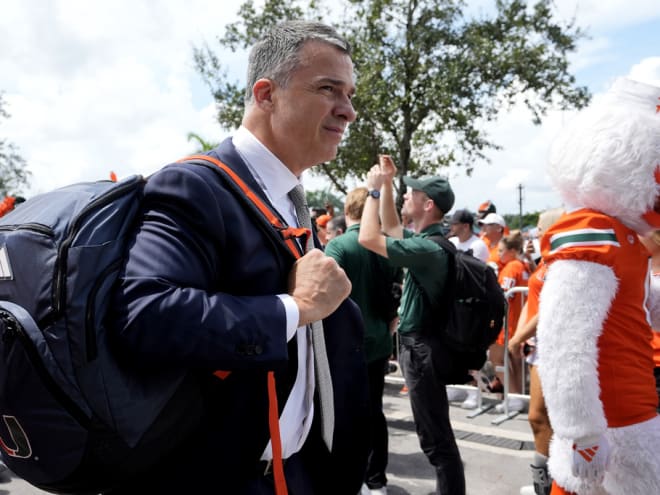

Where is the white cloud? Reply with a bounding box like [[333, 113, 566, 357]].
[[553, 0, 660, 31], [628, 57, 660, 85], [0, 0, 241, 195]]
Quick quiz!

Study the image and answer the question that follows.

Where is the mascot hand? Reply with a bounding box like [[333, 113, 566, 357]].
[[571, 434, 610, 482]]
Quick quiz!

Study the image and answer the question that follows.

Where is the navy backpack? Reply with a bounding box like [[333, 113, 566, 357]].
[[0, 175, 203, 494]]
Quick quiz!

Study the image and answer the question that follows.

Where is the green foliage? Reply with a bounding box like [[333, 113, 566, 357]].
[[187, 132, 219, 152], [193, 0, 590, 204], [0, 93, 30, 196], [306, 188, 344, 215], [503, 211, 540, 230]]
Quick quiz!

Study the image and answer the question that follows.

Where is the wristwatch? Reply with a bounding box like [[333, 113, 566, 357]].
[[368, 189, 381, 199]]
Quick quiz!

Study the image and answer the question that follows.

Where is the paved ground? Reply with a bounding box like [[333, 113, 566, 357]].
[[0, 374, 535, 495], [382, 376, 534, 495]]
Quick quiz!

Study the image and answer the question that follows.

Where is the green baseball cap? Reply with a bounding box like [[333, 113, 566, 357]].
[[403, 175, 455, 214]]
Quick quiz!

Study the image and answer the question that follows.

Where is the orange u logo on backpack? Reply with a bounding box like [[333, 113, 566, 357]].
[[0, 415, 32, 459]]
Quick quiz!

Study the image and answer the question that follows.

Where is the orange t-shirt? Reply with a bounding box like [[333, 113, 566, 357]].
[[542, 209, 657, 427], [496, 258, 529, 345], [526, 261, 546, 323], [483, 236, 504, 272]]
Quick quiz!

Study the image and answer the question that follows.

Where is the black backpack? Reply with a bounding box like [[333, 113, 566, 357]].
[[428, 235, 506, 362]]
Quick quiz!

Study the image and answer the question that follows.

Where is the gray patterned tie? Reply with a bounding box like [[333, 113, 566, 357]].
[[288, 184, 335, 451]]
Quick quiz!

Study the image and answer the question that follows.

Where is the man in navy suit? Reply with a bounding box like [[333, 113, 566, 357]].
[[109, 20, 369, 494]]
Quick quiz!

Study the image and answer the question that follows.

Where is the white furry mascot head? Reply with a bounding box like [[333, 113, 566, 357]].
[[546, 77, 660, 234]]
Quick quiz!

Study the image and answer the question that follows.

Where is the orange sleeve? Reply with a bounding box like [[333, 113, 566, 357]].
[[541, 211, 621, 266]]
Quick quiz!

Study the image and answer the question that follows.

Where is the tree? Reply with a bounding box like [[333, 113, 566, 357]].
[[503, 211, 539, 231], [0, 93, 30, 196], [194, 0, 589, 203]]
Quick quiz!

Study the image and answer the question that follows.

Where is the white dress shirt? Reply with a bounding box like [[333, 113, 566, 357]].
[[232, 126, 315, 460]]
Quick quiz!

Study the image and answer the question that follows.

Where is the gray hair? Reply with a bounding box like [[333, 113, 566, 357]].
[[245, 20, 351, 105]]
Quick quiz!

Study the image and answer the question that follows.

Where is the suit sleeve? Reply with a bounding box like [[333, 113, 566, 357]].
[[110, 164, 289, 371]]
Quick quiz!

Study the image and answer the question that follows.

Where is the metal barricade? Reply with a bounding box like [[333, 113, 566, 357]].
[[491, 286, 529, 425]]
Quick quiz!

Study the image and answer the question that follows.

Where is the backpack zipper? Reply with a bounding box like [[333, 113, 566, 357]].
[[53, 177, 143, 316], [0, 223, 54, 237]]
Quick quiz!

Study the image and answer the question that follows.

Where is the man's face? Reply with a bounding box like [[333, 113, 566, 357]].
[[401, 188, 428, 221], [449, 222, 464, 237], [482, 223, 502, 240], [325, 225, 340, 242], [269, 41, 356, 174]]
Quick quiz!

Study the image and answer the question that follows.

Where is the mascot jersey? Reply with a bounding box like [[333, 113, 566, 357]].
[[542, 208, 657, 427]]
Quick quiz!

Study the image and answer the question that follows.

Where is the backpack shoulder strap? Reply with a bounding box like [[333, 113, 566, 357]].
[[179, 155, 308, 261], [422, 234, 457, 319], [177, 155, 292, 493], [427, 233, 457, 256]]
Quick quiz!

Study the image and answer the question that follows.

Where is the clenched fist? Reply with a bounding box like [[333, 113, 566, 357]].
[[288, 249, 352, 326]]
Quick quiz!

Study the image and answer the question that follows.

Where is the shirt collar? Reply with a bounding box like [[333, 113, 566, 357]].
[[420, 222, 446, 236], [232, 126, 300, 203]]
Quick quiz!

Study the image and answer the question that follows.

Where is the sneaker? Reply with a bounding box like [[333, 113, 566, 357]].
[[461, 389, 479, 409], [446, 387, 468, 402], [495, 398, 525, 413], [370, 488, 387, 495]]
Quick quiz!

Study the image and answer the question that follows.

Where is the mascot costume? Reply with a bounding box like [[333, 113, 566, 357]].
[[537, 77, 660, 495]]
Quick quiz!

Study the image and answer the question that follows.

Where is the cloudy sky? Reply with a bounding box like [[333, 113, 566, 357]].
[[1, 0, 659, 215]]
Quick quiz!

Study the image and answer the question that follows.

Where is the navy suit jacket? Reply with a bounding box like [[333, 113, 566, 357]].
[[110, 139, 370, 493]]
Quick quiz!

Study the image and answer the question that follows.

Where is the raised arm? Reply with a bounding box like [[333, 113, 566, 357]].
[[378, 155, 403, 239]]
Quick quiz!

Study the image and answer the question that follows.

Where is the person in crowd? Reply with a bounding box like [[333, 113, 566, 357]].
[[507, 207, 564, 495], [479, 213, 507, 274], [325, 187, 403, 495], [359, 155, 467, 495], [490, 230, 530, 413], [325, 214, 346, 242], [447, 208, 489, 262], [0, 195, 25, 218], [108, 20, 370, 494], [640, 229, 660, 414], [315, 213, 332, 246], [537, 77, 660, 494], [477, 200, 497, 222]]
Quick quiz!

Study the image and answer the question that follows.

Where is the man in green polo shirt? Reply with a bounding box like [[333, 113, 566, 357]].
[[359, 155, 466, 495], [325, 187, 402, 495]]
